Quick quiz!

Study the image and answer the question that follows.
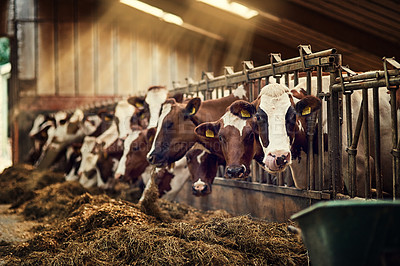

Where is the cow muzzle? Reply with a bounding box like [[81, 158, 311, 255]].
[[192, 183, 210, 196], [264, 151, 291, 173], [147, 151, 166, 167], [225, 164, 246, 179]]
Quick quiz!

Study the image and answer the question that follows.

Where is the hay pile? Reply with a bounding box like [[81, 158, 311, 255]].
[[0, 164, 65, 206], [0, 166, 307, 265]]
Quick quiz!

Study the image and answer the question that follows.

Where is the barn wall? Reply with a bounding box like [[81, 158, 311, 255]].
[[14, 0, 224, 101], [11, 0, 230, 163]]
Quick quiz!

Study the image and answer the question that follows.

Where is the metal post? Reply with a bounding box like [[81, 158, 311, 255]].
[[306, 70, 315, 190], [372, 86, 383, 198], [329, 67, 342, 197], [362, 88, 371, 198], [383, 58, 400, 199], [317, 66, 323, 191]]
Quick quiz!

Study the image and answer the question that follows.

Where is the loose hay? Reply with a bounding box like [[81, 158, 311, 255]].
[[0, 164, 65, 205], [0, 166, 308, 265]]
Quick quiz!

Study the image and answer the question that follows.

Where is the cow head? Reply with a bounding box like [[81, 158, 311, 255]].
[[77, 136, 99, 179], [115, 127, 156, 182], [252, 83, 321, 174], [195, 100, 257, 179], [186, 143, 219, 196], [147, 97, 201, 167], [114, 100, 138, 139]]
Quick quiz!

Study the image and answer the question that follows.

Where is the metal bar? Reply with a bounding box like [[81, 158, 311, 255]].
[[171, 51, 338, 93], [317, 66, 323, 191], [306, 70, 313, 190], [331, 76, 400, 92], [362, 88, 371, 198], [329, 67, 342, 197], [372, 87, 383, 198], [335, 69, 399, 83]]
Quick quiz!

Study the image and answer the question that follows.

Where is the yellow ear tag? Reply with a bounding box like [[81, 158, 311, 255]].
[[302, 106, 312, 116], [135, 102, 143, 108], [205, 129, 214, 138], [241, 110, 251, 118], [105, 116, 111, 121], [190, 107, 196, 115], [148, 135, 154, 143], [140, 114, 145, 119]]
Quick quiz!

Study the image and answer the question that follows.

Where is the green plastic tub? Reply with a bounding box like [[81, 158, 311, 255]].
[[291, 200, 400, 266]]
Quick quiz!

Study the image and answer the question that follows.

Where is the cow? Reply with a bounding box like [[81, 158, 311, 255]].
[[147, 84, 248, 167], [27, 114, 55, 164], [185, 142, 224, 196], [194, 100, 265, 180], [232, 81, 394, 197], [112, 126, 190, 201], [128, 86, 185, 128]]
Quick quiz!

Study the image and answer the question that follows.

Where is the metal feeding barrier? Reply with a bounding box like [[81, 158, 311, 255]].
[[170, 45, 400, 201]]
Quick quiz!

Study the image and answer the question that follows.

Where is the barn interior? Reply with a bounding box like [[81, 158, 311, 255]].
[[1, 0, 399, 165], [0, 1, 400, 264]]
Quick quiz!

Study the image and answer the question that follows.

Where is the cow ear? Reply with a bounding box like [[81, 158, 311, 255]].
[[128, 96, 146, 109], [146, 127, 157, 144], [171, 92, 184, 103], [229, 100, 256, 119], [184, 97, 201, 119], [195, 122, 220, 139], [295, 95, 321, 116], [290, 87, 308, 100], [164, 98, 177, 105]]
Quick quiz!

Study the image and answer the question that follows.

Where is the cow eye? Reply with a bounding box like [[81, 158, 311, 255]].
[[255, 114, 261, 121], [218, 134, 225, 142], [60, 119, 67, 125], [132, 146, 139, 151], [164, 121, 174, 129]]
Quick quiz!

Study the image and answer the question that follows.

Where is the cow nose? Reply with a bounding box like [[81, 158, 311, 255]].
[[114, 173, 122, 180], [192, 184, 208, 196], [225, 165, 246, 179], [147, 151, 164, 165], [271, 152, 290, 166], [147, 154, 156, 164]]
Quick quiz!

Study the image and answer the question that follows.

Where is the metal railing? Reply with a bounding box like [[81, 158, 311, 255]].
[[170, 45, 400, 200]]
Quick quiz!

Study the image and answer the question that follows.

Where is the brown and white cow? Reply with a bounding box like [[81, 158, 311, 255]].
[[185, 143, 224, 196], [194, 100, 264, 180], [232, 81, 395, 197], [113, 127, 191, 201], [127, 86, 184, 129], [224, 83, 321, 189], [147, 85, 248, 166]]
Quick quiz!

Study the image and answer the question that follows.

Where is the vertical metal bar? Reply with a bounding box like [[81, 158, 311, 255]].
[[350, 100, 364, 197], [372, 86, 383, 198], [345, 92, 354, 197], [306, 70, 313, 190], [317, 66, 323, 191], [285, 73, 289, 87], [306, 70, 312, 95], [329, 67, 342, 197], [293, 70, 299, 87], [390, 87, 399, 198], [362, 88, 371, 198]]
